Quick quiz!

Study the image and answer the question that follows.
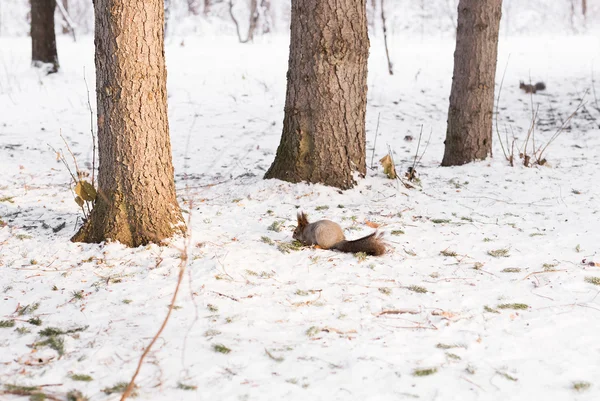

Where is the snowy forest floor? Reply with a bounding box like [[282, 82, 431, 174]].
[[1, 34, 600, 400]]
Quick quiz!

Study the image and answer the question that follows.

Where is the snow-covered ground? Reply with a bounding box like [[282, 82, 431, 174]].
[[1, 33, 600, 400]]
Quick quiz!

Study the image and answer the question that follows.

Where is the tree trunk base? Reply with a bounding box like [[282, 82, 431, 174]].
[[71, 193, 185, 247], [264, 162, 359, 190], [263, 0, 369, 190], [32, 60, 59, 74]]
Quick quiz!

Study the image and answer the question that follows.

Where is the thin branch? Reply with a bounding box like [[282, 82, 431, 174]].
[[537, 91, 587, 161], [411, 124, 424, 172], [495, 56, 510, 162], [380, 0, 393, 75], [55, 0, 77, 42], [228, 0, 248, 43], [370, 113, 381, 169], [59, 130, 81, 179], [522, 269, 566, 281], [416, 127, 433, 166], [49, 144, 77, 184], [83, 68, 96, 188], [120, 230, 192, 400], [375, 309, 420, 316], [522, 105, 539, 167], [591, 64, 600, 113]]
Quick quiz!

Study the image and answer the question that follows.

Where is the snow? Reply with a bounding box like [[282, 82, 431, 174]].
[[1, 32, 600, 400]]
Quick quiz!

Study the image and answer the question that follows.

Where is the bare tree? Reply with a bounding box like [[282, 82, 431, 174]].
[[56, 0, 76, 41], [381, 0, 393, 75], [72, 0, 185, 246], [264, 0, 370, 189], [259, 0, 272, 34], [187, 0, 199, 15], [441, 0, 502, 166], [229, 0, 259, 43], [31, 0, 59, 73], [570, 0, 576, 31], [60, 0, 69, 34]]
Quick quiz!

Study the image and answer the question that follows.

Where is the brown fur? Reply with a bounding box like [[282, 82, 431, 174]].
[[293, 212, 386, 256]]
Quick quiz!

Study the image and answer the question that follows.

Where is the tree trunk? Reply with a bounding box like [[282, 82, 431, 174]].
[[188, 0, 199, 15], [72, 0, 185, 247], [247, 0, 258, 41], [260, 0, 271, 34], [264, 0, 369, 190], [441, 0, 502, 166], [31, 0, 59, 73], [61, 0, 69, 34]]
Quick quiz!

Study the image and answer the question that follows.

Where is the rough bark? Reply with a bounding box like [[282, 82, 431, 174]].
[[441, 0, 502, 166], [72, 0, 185, 247], [31, 0, 59, 73], [264, 0, 369, 190]]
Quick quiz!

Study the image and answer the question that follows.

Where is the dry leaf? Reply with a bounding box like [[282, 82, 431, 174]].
[[74, 196, 84, 207], [379, 154, 397, 179], [75, 180, 97, 202], [364, 220, 379, 228]]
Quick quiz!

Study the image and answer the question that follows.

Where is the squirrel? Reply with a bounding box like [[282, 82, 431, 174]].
[[292, 212, 386, 256], [519, 81, 546, 94]]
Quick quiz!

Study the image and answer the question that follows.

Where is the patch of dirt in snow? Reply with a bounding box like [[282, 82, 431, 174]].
[[1, 35, 600, 400]]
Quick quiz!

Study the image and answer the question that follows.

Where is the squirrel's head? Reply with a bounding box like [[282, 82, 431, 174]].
[[519, 81, 525, 88], [293, 211, 309, 241]]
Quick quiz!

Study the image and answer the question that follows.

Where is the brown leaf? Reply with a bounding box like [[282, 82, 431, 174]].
[[379, 154, 397, 179], [74, 196, 84, 207], [364, 220, 379, 228], [75, 180, 97, 202]]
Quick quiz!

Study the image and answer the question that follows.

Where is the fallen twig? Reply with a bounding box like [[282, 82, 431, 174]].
[[375, 309, 420, 316], [521, 269, 566, 280], [120, 223, 192, 400]]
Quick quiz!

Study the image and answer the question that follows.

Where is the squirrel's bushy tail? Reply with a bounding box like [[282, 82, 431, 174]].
[[331, 232, 386, 256]]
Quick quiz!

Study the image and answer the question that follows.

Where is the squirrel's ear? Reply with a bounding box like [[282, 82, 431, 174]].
[[297, 211, 308, 226]]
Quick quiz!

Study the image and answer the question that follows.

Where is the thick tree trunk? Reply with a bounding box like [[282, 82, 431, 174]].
[[31, 0, 59, 73], [264, 0, 369, 190], [441, 0, 502, 166], [72, 0, 185, 247]]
